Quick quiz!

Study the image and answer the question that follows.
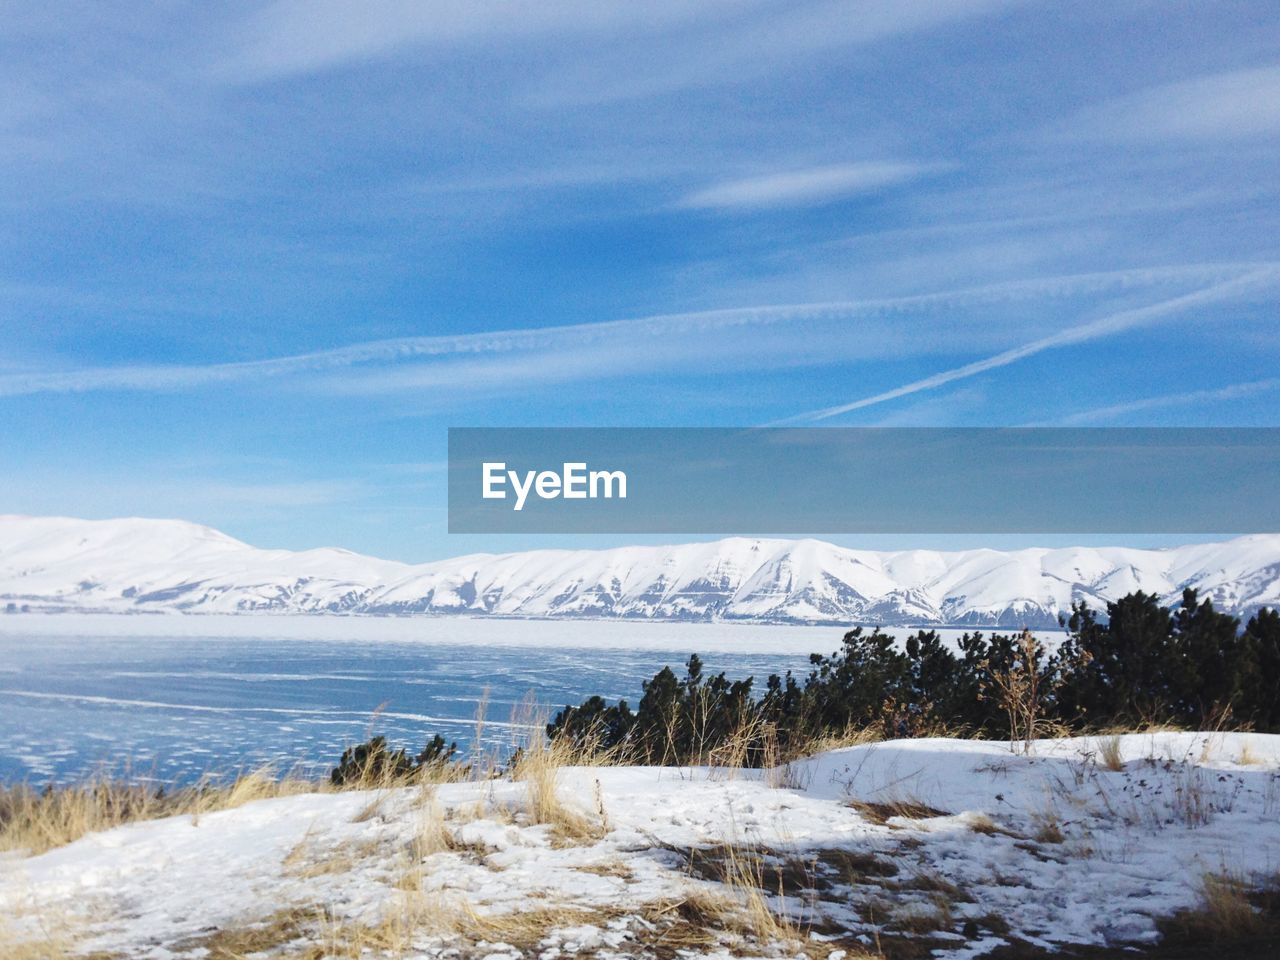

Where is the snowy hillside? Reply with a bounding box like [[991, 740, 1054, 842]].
[[4, 733, 1279, 958], [1, 515, 1278, 626]]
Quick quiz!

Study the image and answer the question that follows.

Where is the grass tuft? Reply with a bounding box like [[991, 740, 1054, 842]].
[[1098, 734, 1125, 771], [510, 700, 609, 844], [1160, 871, 1278, 947], [0, 767, 321, 855]]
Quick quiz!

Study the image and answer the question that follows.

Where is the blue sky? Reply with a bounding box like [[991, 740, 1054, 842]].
[[1, 1, 1278, 561]]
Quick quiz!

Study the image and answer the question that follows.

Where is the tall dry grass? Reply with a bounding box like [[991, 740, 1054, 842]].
[[0, 767, 322, 856], [668, 838, 875, 957], [0, 917, 74, 960], [1161, 871, 1273, 944], [0, 905, 124, 960], [409, 785, 460, 859], [714, 841, 811, 947], [510, 701, 610, 843], [1097, 734, 1125, 771]]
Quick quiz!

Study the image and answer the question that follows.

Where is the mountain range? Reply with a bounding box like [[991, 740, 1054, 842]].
[[2, 515, 1278, 627]]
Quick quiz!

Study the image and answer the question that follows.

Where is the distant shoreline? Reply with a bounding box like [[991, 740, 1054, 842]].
[[0, 611, 1067, 653]]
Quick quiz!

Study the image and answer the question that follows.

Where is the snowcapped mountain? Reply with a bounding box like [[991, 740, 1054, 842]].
[[2, 515, 1278, 627]]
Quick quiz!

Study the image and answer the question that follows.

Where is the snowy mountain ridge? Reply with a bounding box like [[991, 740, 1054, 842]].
[[2, 515, 1278, 627]]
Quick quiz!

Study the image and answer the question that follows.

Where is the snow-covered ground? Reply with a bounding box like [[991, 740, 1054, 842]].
[[4, 733, 1279, 958]]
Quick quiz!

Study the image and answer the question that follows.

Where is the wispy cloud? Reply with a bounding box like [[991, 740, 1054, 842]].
[[1045, 378, 1280, 426], [220, 0, 1025, 93], [678, 162, 936, 211], [777, 266, 1280, 423], [866, 385, 990, 427], [525, 0, 1027, 106], [1064, 65, 1280, 141], [217, 0, 745, 83], [0, 265, 1257, 399]]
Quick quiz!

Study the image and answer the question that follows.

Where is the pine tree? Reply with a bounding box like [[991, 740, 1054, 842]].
[[1240, 608, 1280, 730], [1056, 592, 1176, 724], [1170, 588, 1244, 726]]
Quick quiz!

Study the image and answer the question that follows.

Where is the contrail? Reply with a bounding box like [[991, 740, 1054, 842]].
[[775, 267, 1280, 424], [0, 263, 1261, 398], [1043, 377, 1280, 426]]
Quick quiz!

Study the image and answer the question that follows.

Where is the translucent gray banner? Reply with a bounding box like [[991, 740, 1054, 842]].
[[447, 428, 1280, 533]]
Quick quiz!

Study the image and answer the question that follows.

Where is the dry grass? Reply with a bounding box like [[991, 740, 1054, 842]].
[[508, 699, 610, 844], [513, 735, 608, 843], [705, 713, 773, 775], [1031, 813, 1065, 844], [0, 917, 77, 960], [330, 748, 471, 793], [668, 840, 878, 958], [467, 685, 505, 784], [195, 880, 873, 960], [847, 796, 950, 826], [1161, 871, 1271, 944], [716, 842, 810, 946], [1170, 765, 1217, 828], [176, 906, 323, 958], [182, 895, 454, 960], [643, 882, 827, 957], [283, 833, 387, 880], [637, 891, 734, 952], [431, 898, 609, 947], [965, 812, 1006, 836], [406, 880, 879, 960], [300, 891, 616, 958], [709, 714, 888, 787], [1098, 734, 1125, 771], [409, 785, 461, 859], [905, 867, 964, 899], [0, 729, 477, 858], [796, 722, 884, 756], [0, 767, 323, 855], [890, 896, 953, 934], [306, 897, 426, 960], [351, 793, 386, 823], [1238, 740, 1264, 767], [574, 859, 635, 880], [0, 905, 124, 960]]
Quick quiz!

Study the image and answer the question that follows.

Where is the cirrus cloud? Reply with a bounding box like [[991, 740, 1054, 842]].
[[678, 161, 937, 211], [1064, 65, 1280, 142]]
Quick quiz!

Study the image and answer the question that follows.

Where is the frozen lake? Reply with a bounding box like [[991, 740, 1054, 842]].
[[0, 616, 844, 783], [0, 615, 1050, 783]]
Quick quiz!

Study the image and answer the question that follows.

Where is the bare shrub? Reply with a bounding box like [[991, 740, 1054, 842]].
[[978, 628, 1055, 754]]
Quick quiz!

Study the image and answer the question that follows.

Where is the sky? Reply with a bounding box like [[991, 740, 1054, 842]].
[[1, 1, 1278, 562]]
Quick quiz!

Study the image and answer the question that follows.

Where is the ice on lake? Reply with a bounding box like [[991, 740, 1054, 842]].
[[0, 615, 1040, 783]]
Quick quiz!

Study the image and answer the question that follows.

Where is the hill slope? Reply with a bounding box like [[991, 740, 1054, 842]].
[[4, 734, 1280, 958]]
